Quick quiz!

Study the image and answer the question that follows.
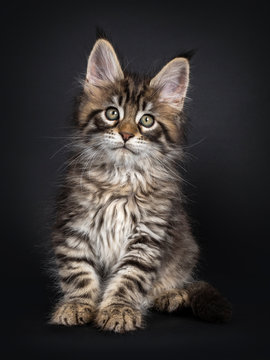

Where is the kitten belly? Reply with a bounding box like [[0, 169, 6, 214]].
[[88, 197, 137, 270]]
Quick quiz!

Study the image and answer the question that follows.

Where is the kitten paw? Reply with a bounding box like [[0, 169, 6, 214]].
[[50, 302, 95, 326], [153, 289, 189, 312], [95, 304, 143, 333]]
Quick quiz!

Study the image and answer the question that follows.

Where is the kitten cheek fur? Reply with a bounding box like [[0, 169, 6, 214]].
[[50, 38, 232, 332]]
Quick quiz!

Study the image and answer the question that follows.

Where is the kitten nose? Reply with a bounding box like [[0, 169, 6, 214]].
[[119, 132, 134, 142]]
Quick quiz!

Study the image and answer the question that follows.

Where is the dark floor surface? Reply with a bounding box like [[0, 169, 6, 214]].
[[5, 287, 269, 360]]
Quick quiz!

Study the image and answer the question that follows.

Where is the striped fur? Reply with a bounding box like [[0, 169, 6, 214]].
[[50, 39, 231, 332]]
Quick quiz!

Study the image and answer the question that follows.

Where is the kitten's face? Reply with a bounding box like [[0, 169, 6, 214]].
[[76, 39, 190, 168]]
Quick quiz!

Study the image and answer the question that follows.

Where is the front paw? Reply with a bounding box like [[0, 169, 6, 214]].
[[50, 301, 95, 326], [95, 304, 143, 333]]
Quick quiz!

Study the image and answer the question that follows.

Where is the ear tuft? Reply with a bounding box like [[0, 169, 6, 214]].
[[150, 58, 190, 110], [86, 39, 124, 87], [175, 49, 196, 61], [95, 27, 110, 41]]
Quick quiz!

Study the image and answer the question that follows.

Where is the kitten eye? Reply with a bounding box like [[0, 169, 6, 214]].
[[139, 114, 155, 128], [105, 107, 119, 121]]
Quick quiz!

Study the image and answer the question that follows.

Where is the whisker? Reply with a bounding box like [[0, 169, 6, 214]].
[[49, 141, 80, 159], [182, 137, 206, 149]]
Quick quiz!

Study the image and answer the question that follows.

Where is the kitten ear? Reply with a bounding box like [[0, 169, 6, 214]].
[[85, 39, 124, 87], [150, 58, 190, 110]]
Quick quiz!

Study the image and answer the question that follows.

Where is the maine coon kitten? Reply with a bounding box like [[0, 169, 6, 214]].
[[50, 37, 232, 332]]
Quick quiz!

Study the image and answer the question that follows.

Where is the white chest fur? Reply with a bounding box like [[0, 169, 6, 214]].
[[89, 196, 138, 268], [75, 167, 158, 270], [85, 173, 145, 269]]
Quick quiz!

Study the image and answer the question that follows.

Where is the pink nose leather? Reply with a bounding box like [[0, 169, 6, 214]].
[[120, 132, 134, 142]]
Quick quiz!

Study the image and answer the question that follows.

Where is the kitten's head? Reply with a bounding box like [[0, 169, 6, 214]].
[[75, 39, 190, 169]]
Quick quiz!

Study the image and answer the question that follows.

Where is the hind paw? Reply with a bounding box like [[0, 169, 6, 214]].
[[153, 289, 189, 312]]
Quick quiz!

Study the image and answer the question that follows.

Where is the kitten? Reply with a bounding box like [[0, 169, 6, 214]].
[[50, 37, 232, 332]]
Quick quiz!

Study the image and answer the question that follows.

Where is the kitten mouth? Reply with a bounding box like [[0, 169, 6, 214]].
[[114, 145, 136, 155]]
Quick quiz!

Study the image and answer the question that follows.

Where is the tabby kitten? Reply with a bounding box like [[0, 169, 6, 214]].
[[50, 37, 232, 332]]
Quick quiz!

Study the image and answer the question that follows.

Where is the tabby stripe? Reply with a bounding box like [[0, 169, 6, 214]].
[[55, 217, 73, 232], [123, 275, 147, 295], [136, 88, 145, 109], [106, 301, 132, 307], [124, 281, 134, 292], [114, 286, 127, 298], [140, 127, 163, 143], [128, 236, 161, 250], [130, 88, 136, 103], [96, 215, 104, 232], [124, 81, 130, 103], [85, 120, 113, 139], [131, 212, 137, 223], [157, 121, 174, 143], [60, 226, 89, 243], [81, 109, 102, 129], [68, 294, 93, 300], [142, 100, 147, 111], [61, 271, 89, 284], [123, 200, 128, 219], [93, 117, 114, 131], [136, 274, 146, 283], [56, 254, 95, 268], [118, 95, 123, 106], [75, 278, 91, 289], [120, 259, 157, 273]]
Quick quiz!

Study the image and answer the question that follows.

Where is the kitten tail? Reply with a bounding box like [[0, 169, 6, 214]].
[[184, 281, 232, 323]]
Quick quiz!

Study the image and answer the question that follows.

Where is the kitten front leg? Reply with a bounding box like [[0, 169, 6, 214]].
[[95, 233, 162, 332], [50, 229, 100, 326]]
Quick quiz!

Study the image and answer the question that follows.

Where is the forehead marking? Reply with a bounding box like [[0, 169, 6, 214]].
[[124, 80, 131, 103]]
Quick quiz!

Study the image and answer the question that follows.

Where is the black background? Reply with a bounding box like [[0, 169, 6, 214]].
[[2, 1, 269, 359]]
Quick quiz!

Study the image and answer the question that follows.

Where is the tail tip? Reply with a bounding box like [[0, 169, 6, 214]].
[[189, 282, 232, 323]]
